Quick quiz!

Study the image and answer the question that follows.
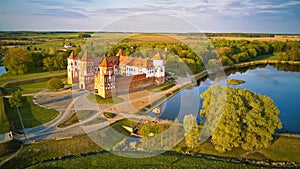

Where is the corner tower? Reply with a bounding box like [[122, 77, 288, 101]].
[[67, 51, 79, 84]]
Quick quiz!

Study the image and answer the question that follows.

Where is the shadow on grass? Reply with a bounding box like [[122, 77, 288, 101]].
[[3, 97, 42, 131]]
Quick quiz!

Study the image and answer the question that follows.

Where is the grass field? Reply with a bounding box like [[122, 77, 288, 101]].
[[1, 135, 103, 169], [0, 70, 65, 84], [110, 118, 138, 136], [3, 96, 59, 129], [86, 93, 124, 104], [28, 152, 273, 169], [0, 97, 10, 133], [1, 121, 299, 168], [57, 110, 96, 128]]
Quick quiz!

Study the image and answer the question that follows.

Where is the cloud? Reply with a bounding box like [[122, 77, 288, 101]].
[[77, 0, 94, 3], [34, 8, 88, 18]]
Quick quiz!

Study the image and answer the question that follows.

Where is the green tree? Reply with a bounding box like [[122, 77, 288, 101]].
[[53, 52, 67, 72], [47, 78, 64, 90], [183, 114, 200, 149], [200, 85, 282, 152], [4, 48, 33, 75], [9, 90, 27, 138], [9, 90, 25, 108], [43, 57, 54, 72]]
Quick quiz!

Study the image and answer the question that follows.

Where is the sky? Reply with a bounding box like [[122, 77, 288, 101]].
[[0, 0, 300, 33]]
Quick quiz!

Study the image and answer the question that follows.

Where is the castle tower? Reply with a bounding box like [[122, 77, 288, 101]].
[[153, 52, 165, 84], [78, 51, 94, 90], [67, 51, 79, 84], [95, 56, 119, 98]]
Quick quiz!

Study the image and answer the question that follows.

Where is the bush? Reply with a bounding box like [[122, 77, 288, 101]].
[[47, 77, 64, 90]]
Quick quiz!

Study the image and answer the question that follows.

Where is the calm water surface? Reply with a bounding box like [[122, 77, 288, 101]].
[[0, 66, 6, 76], [155, 64, 300, 133]]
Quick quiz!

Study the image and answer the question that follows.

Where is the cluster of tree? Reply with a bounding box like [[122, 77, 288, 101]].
[[213, 40, 300, 65], [4, 47, 71, 75], [102, 38, 207, 74], [137, 121, 170, 138], [183, 114, 200, 149], [272, 41, 300, 61], [206, 33, 275, 38], [213, 40, 274, 65], [47, 77, 64, 90], [78, 33, 91, 38], [200, 85, 282, 152]]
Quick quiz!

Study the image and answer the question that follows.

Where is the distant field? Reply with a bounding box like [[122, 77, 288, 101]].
[[211, 36, 300, 41], [130, 35, 179, 41]]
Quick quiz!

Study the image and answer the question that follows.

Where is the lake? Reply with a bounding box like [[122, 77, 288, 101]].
[[154, 64, 300, 133], [0, 66, 6, 76]]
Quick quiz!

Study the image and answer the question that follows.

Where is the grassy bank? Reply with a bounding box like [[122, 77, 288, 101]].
[[1, 135, 103, 168], [28, 151, 272, 169], [2, 78, 66, 95], [0, 97, 10, 133], [3, 96, 59, 130], [1, 122, 299, 168], [0, 71, 65, 84]]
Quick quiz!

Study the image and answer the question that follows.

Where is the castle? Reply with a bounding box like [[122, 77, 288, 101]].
[[67, 49, 165, 98]]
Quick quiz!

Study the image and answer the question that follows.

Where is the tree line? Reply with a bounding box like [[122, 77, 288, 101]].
[[213, 40, 300, 65], [3, 47, 72, 75]]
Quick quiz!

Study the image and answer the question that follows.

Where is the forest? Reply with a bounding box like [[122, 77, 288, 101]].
[[1, 32, 300, 75]]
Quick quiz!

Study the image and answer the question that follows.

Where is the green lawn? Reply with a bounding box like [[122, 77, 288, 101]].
[[0, 140, 22, 162], [57, 113, 78, 128], [1, 135, 103, 169], [103, 112, 116, 119], [86, 93, 124, 104], [57, 110, 96, 128], [0, 70, 65, 84], [28, 152, 272, 169], [110, 118, 138, 136], [0, 97, 10, 133], [3, 96, 59, 130], [2, 78, 66, 95], [173, 133, 300, 164], [1, 122, 299, 168]]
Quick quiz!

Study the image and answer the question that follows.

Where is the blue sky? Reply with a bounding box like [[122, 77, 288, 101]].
[[0, 0, 300, 33]]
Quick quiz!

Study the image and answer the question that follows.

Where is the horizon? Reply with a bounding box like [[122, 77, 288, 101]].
[[1, 31, 300, 35], [0, 0, 300, 34]]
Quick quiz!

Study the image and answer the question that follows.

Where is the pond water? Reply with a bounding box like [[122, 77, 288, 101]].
[[0, 66, 6, 76], [154, 64, 300, 133]]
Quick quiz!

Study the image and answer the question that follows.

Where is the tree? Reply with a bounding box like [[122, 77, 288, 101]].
[[200, 85, 282, 152], [53, 52, 67, 72], [43, 57, 54, 72], [78, 33, 91, 38], [47, 78, 64, 90], [4, 48, 33, 75], [9, 90, 25, 108], [183, 114, 200, 149], [9, 90, 27, 139]]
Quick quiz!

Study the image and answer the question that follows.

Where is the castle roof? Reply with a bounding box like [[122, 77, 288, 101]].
[[68, 51, 77, 60], [119, 56, 132, 66], [126, 57, 153, 68], [81, 51, 93, 62], [116, 49, 124, 57], [99, 56, 119, 67]]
